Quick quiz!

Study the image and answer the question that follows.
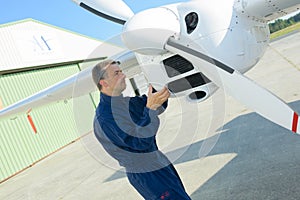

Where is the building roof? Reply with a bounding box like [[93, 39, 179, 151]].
[[0, 19, 123, 73]]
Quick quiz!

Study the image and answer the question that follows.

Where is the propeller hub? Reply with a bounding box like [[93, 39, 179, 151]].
[[122, 7, 180, 55]]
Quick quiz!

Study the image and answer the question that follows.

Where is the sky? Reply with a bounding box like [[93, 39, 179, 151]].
[[0, 0, 188, 41]]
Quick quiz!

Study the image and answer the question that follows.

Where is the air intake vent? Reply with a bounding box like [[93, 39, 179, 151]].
[[167, 73, 210, 93], [189, 91, 206, 100], [163, 55, 194, 78]]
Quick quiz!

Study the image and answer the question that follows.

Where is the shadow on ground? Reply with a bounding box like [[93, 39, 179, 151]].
[[190, 100, 300, 200]]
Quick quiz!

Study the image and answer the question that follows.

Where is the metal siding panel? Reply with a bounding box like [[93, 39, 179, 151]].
[[0, 27, 22, 69], [0, 64, 95, 182], [77, 61, 100, 138], [78, 60, 102, 109]]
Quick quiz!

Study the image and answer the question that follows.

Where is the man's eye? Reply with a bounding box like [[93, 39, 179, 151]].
[[115, 70, 122, 76]]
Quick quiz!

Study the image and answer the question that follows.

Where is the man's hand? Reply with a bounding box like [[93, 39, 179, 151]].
[[146, 85, 170, 110]]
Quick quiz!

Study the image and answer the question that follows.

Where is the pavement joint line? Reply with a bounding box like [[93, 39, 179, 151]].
[[60, 170, 97, 199], [268, 44, 300, 71]]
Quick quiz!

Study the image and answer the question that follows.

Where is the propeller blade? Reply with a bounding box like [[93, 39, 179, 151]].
[[73, 0, 134, 25], [165, 37, 300, 134]]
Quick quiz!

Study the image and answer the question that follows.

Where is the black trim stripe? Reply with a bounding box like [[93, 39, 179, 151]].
[[80, 3, 126, 25], [166, 38, 235, 74]]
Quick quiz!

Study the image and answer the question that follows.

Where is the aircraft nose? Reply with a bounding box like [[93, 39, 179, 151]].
[[122, 7, 180, 55]]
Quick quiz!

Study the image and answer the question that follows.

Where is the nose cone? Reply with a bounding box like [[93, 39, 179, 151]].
[[122, 7, 180, 55]]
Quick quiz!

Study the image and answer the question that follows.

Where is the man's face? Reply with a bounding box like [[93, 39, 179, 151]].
[[103, 64, 126, 94]]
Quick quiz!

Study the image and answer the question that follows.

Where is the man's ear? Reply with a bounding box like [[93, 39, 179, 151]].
[[99, 80, 108, 88]]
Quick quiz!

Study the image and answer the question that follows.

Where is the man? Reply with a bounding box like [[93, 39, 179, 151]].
[[92, 60, 191, 200]]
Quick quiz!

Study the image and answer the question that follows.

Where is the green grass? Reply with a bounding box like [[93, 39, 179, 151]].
[[270, 22, 300, 40]]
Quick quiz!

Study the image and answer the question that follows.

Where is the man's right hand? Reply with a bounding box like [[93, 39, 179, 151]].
[[146, 85, 170, 110]]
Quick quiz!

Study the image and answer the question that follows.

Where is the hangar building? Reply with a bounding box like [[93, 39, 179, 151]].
[[0, 19, 142, 183]]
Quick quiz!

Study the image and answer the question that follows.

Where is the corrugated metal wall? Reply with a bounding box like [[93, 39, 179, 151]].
[[0, 64, 97, 182]]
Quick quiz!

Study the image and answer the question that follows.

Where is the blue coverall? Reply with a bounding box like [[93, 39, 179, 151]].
[[94, 92, 191, 200]]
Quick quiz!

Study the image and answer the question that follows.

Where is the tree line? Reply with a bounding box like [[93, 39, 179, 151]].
[[268, 12, 300, 33]]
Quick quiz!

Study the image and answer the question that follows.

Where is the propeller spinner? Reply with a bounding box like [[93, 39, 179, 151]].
[[122, 7, 180, 55]]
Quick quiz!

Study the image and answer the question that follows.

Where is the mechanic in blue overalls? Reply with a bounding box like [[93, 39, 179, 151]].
[[92, 60, 191, 200]]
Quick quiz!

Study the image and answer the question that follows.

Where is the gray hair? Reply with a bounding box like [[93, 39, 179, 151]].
[[92, 59, 120, 91]]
